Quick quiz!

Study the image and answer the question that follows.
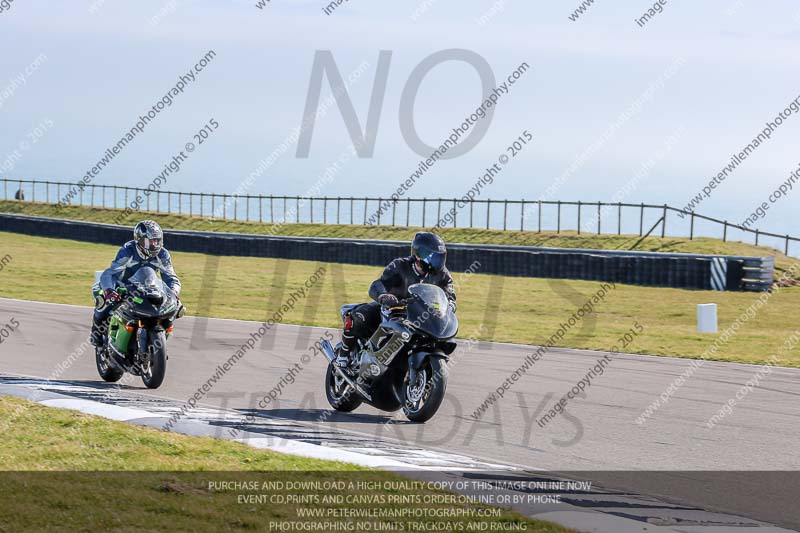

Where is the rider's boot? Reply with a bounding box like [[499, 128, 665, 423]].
[[90, 317, 108, 347], [333, 334, 357, 368]]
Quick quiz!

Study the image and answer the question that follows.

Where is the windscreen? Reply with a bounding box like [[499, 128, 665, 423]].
[[128, 267, 162, 293], [406, 283, 457, 339], [408, 284, 449, 317]]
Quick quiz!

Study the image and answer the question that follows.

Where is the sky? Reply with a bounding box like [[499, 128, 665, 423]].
[[1, 0, 800, 243]]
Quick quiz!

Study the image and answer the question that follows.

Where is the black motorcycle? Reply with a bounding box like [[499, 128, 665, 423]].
[[321, 283, 458, 423], [92, 266, 184, 389]]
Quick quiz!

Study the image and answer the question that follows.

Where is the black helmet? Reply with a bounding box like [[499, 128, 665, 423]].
[[133, 220, 164, 258], [411, 232, 447, 274]]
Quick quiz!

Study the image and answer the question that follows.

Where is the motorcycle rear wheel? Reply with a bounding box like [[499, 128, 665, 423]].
[[141, 330, 167, 389], [402, 357, 447, 423], [325, 365, 362, 412]]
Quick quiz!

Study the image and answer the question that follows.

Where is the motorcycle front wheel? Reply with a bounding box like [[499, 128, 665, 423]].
[[402, 356, 447, 423], [96, 346, 124, 383], [141, 330, 167, 389], [325, 365, 362, 412]]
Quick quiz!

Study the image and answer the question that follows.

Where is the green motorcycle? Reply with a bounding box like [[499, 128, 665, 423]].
[[92, 266, 184, 389]]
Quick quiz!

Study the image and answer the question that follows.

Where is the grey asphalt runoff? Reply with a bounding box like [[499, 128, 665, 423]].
[[1, 297, 798, 530]]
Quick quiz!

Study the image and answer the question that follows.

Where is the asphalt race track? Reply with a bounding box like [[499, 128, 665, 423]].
[[1, 297, 799, 530]]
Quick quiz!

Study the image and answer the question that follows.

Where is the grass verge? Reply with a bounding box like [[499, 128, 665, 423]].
[[0, 396, 571, 532], [1, 231, 798, 366]]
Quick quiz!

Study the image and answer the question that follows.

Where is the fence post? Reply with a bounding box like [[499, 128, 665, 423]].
[[639, 203, 644, 236], [351, 197, 355, 225], [755, 229, 759, 246], [222, 194, 227, 219], [392, 199, 398, 226], [661, 204, 667, 238], [376, 198, 382, 225], [297, 196, 301, 223], [690, 213, 695, 240], [469, 199, 474, 228], [114, 186, 118, 209], [90, 185, 94, 207], [503, 200, 508, 231], [597, 201, 601, 235], [436, 198, 442, 227], [422, 199, 427, 227], [577, 201, 581, 235], [785, 236, 790, 256], [557, 201, 561, 233], [520, 200, 525, 231], [270, 195, 275, 223], [337, 197, 341, 225], [538, 200, 542, 233], [363, 197, 367, 225], [452, 198, 457, 228], [723, 221, 728, 242], [406, 198, 411, 227], [486, 200, 491, 230], [617, 202, 622, 235], [310, 198, 314, 223]]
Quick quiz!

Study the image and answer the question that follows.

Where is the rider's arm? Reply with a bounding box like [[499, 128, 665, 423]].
[[368, 260, 402, 302], [438, 270, 457, 312], [157, 250, 182, 297], [99, 246, 132, 292]]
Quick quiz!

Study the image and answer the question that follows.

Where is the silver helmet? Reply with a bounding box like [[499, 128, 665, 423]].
[[133, 220, 164, 258]]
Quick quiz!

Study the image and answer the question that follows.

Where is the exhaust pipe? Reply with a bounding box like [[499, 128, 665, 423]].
[[320, 340, 372, 402], [320, 339, 336, 363]]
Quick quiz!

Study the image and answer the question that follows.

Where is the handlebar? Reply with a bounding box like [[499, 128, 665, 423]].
[[383, 297, 415, 310]]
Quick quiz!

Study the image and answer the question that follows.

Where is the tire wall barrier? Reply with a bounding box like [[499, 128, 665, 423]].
[[0, 213, 774, 291]]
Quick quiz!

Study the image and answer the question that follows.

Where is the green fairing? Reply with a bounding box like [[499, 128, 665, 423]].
[[109, 315, 134, 354]]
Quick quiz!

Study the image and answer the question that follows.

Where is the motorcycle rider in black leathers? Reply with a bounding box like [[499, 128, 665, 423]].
[[334, 232, 456, 368], [90, 220, 181, 347]]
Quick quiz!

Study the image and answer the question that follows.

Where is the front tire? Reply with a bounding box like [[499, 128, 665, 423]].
[[96, 346, 124, 382], [141, 330, 167, 389], [325, 365, 362, 412], [402, 356, 447, 423]]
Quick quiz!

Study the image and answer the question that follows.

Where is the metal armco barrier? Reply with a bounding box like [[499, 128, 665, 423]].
[[0, 213, 774, 291]]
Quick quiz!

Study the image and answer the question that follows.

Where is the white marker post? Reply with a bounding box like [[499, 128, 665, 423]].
[[697, 304, 718, 334]]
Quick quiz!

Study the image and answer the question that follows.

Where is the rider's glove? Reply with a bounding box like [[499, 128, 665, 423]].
[[378, 293, 400, 308], [104, 288, 120, 303]]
